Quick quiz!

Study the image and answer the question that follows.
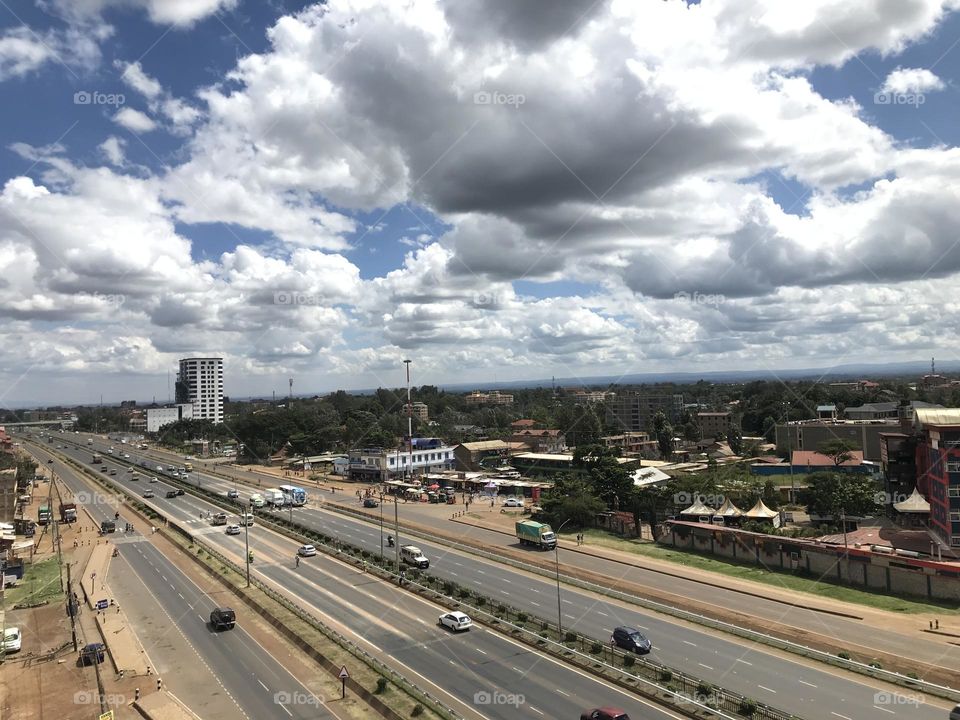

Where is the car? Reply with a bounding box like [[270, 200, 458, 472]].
[[108, 469, 117, 476], [239, 514, 255, 527], [211, 513, 227, 526], [149, 476, 158, 483], [951, 704, 960, 720], [611, 626, 651, 655], [156, 466, 164, 472], [363, 497, 379, 508], [143, 490, 154, 498], [580, 709, 630, 720], [165, 490, 178, 498], [227, 489, 239, 499], [298, 544, 316, 557], [209, 607, 236, 631], [175, 488, 185, 496], [2, 627, 21, 653], [166, 465, 175, 471], [503, 497, 524, 507], [100, 466, 108, 472], [123, 453, 130, 458], [438, 611, 472, 631], [225, 524, 241, 535], [126, 467, 133, 473], [79, 642, 105, 665]]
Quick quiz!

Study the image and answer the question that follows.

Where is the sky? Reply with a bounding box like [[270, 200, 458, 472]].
[[2, 0, 960, 405]]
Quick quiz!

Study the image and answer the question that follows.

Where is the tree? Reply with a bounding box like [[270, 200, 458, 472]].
[[727, 424, 743, 455], [818, 439, 859, 467], [799, 471, 879, 518], [761, 415, 776, 443], [538, 474, 606, 529], [652, 411, 673, 460], [573, 445, 633, 507]]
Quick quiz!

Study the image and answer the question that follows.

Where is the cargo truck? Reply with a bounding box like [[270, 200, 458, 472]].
[[59, 502, 77, 523], [37, 503, 52, 525], [515, 520, 557, 550], [92, 454, 102, 463]]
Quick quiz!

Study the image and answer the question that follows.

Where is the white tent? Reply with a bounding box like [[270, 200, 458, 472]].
[[744, 499, 779, 519], [893, 487, 930, 514], [680, 498, 715, 516], [714, 498, 743, 518]]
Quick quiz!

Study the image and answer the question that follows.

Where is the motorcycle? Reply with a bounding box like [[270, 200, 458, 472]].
[[386, 535, 395, 547]]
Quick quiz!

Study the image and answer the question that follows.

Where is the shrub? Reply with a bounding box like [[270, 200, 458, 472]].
[[475, 596, 486, 607], [659, 669, 673, 682], [590, 642, 603, 654], [375, 678, 388, 694], [869, 661, 882, 669], [624, 654, 635, 667], [497, 604, 508, 614], [837, 651, 850, 660], [411, 704, 424, 717], [443, 581, 455, 595], [739, 698, 757, 716], [517, 612, 528, 623], [565, 631, 577, 643], [698, 681, 713, 696], [458, 588, 472, 599]]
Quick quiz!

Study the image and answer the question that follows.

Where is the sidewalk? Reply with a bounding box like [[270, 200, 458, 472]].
[[135, 691, 203, 720]]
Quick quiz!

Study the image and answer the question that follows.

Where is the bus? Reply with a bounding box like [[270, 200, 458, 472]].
[[184, 462, 193, 472], [279, 485, 306, 506]]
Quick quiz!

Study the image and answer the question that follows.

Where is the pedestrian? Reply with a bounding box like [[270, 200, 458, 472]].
[[295, 555, 300, 568], [157, 678, 162, 691], [117, 604, 121, 613], [135, 688, 141, 701], [147, 666, 152, 676]]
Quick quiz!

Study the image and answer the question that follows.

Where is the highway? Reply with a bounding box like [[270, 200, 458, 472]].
[[34, 435, 688, 720], [41, 432, 955, 720], [35, 444, 337, 720]]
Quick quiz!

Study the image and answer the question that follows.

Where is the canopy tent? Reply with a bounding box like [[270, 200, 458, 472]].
[[427, 483, 440, 489], [893, 487, 931, 514], [484, 481, 499, 489], [744, 499, 778, 519], [680, 498, 715, 516], [714, 498, 743, 518]]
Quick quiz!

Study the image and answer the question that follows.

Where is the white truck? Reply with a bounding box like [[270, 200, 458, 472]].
[[264, 489, 285, 507], [400, 545, 429, 569]]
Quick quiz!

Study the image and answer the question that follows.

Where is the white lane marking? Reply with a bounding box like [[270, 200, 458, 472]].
[[564, 614, 576, 620], [555, 689, 569, 697], [873, 707, 895, 715], [528, 706, 543, 715], [698, 663, 713, 670], [736, 659, 752, 666], [596, 611, 608, 617], [476, 649, 487, 655], [831, 714, 852, 720], [758, 685, 776, 693], [799, 680, 817, 687], [683, 640, 697, 647], [279, 702, 293, 717], [530, 602, 540, 607], [257, 679, 269, 691]]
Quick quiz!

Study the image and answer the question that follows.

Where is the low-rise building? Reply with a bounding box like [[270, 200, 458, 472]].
[[510, 428, 566, 453], [454, 440, 511, 471], [402, 402, 429, 422], [350, 438, 456, 482], [696, 411, 737, 440], [465, 390, 514, 406], [816, 404, 837, 420], [146, 404, 194, 433], [600, 432, 657, 457], [844, 402, 899, 420], [791, 450, 868, 474]]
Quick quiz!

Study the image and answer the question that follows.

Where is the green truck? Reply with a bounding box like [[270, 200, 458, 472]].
[[515, 520, 557, 550], [37, 503, 52, 525]]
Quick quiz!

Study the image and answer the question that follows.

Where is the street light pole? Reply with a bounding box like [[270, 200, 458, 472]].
[[244, 511, 251, 588], [379, 494, 384, 562], [394, 493, 400, 573], [554, 518, 572, 637]]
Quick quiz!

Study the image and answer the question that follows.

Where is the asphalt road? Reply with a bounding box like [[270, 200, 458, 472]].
[[37, 445, 337, 720], [36, 436, 687, 720]]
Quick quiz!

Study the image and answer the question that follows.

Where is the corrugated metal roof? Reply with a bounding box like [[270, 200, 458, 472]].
[[459, 440, 510, 451], [915, 408, 960, 427]]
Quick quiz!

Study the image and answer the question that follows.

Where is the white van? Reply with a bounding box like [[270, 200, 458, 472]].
[[400, 545, 429, 569], [249, 494, 265, 508]]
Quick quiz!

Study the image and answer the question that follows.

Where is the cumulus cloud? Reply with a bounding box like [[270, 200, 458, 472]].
[[881, 67, 946, 94], [113, 107, 157, 133], [98, 136, 126, 166]]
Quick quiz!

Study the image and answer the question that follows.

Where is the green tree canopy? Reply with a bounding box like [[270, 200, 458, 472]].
[[538, 474, 606, 530], [799, 471, 879, 518]]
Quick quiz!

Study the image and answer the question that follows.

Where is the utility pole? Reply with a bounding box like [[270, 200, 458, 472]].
[[244, 512, 251, 587], [394, 494, 400, 573], [404, 360, 413, 483], [66, 562, 78, 650]]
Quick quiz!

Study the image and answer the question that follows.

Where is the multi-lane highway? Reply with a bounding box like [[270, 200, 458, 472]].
[[33, 435, 689, 720], [36, 444, 338, 720], [39, 432, 955, 720]]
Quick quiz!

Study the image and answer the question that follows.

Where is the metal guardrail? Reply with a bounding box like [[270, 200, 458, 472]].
[[317, 503, 960, 703]]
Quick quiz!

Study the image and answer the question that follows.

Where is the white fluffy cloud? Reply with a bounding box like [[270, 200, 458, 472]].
[[113, 107, 157, 133], [882, 67, 946, 94]]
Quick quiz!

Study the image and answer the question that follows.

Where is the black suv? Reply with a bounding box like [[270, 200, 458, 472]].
[[210, 607, 236, 631], [165, 490, 178, 498], [611, 626, 651, 654]]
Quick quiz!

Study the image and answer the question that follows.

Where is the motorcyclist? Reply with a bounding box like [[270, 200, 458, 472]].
[[248, 550, 254, 563], [386, 535, 394, 547]]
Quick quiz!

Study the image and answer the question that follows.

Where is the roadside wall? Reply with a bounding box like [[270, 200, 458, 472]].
[[660, 521, 960, 602]]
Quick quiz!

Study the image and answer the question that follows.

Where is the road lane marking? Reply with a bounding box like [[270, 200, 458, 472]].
[[735, 659, 752, 666], [528, 706, 543, 715], [799, 680, 817, 687], [698, 663, 713, 670], [758, 685, 776, 693], [873, 707, 894, 715], [555, 689, 569, 697], [831, 714, 852, 720], [683, 640, 697, 647], [257, 679, 269, 691]]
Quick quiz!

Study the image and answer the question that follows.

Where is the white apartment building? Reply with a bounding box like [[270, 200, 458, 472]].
[[146, 404, 194, 433], [176, 357, 224, 424]]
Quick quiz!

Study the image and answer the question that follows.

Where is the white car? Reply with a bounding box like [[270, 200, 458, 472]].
[[438, 611, 472, 632], [225, 525, 241, 535], [298, 544, 317, 557], [2, 627, 21, 652], [149, 476, 158, 483], [503, 497, 524, 507], [143, 489, 154, 498]]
